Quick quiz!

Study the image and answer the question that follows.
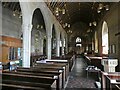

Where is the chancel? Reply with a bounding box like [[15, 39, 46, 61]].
[[0, 0, 120, 90]]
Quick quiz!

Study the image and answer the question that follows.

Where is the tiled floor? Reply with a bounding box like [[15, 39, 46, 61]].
[[65, 57, 99, 89]]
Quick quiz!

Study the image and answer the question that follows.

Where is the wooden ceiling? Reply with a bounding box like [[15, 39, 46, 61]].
[[46, 2, 113, 33], [2, 2, 21, 14], [2, 1, 114, 36]]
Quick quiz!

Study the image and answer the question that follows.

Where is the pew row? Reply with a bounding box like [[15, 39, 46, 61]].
[[101, 71, 120, 90], [2, 71, 57, 90], [1, 83, 46, 90], [84, 56, 104, 70], [37, 60, 69, 81], [51, 55, 76, 72], [16, 67, 64, 89]]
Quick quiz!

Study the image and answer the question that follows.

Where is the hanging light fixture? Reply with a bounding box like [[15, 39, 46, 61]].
[[40, 25, 43, 29], [65, 23, 68, 26], [37, 24, 40, 29], [62, 9, 65, 14], [98, 3, 103, 10], [89, 22, 92, 26], [55, 7, 65, 16], [97, 9, 101, 13], [68, 24, 70, 28], [97, 3, 109, 13], [105, 5, 109, 11], [55, 7, 59, 13], [93, 21, 97, 26]]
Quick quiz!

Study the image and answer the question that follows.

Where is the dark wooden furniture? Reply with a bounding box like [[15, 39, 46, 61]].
[[101, 72, 120, 90], [2, 71, 57, 90]]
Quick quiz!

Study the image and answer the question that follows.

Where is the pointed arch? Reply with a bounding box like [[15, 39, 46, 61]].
[[102, 21, 109, 54]]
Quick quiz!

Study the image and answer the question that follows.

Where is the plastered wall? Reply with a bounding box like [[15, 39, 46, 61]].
[[96, 3, 120, 71]]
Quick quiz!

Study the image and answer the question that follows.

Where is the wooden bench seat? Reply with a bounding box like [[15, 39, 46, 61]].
[[101, 72, 120, 90], [16, 67, 64, 88], [45, 62, 69, 81], [35, 63, 69, 82], [2, 79, 51, 90], [1, 83, 46, 90], [51, 55, 75, 72], [85, 56, 103, 70], [5, 71, 58, 78], [2, 72, 57, 89], [3, 70, 61, 89]]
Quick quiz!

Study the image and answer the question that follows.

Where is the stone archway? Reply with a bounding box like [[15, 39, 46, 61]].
[[31, 8, 46, 56], [51, 24, 57, 56]]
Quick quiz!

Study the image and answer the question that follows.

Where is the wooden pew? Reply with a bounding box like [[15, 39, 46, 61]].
[[43, 62, 69, 82], [31, 55, 47, 66], [34, 60, 69, 87], [101, 72, 120, 90], [84, 55, 91, 65], [85, 56, 103, 70], [3, 70, 59, 88], [51, 55, 75, 72], [35, 62, 69, 82], [0, 80, 48, 90], [2, 72, 57, 90], [16, 67, 64, 89]]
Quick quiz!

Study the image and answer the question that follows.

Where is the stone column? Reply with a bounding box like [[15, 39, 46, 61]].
[[65, 37, 68, 54], [56, 36, 60, 57], [46, 35, 52, 59], [22, 24, 32, 68], [61, 41, 65, 55], [31, 30, 35, 54]]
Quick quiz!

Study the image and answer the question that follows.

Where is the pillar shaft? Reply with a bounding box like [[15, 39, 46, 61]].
[[46, 36, 51, 59], [65, 38, 68, 54], [22, 24, 32, 68], [62, 42, 65, 55], [56, 38, 60, 57]]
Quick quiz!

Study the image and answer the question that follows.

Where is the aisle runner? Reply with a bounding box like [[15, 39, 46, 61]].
[[66, 76, 96, 88], [65, 58, 97, 89]]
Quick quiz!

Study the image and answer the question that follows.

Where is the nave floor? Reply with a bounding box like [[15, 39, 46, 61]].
[[65, 57, 99, 89]]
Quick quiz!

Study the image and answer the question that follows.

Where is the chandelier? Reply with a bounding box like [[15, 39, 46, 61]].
[[55, 7, 65, 16]]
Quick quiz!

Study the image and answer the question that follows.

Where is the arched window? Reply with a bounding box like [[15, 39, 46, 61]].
[[102, 21, 109, 54], [76, 37, 81, 43], [76, 37, 82, 47], [95, 31, 98, 53]]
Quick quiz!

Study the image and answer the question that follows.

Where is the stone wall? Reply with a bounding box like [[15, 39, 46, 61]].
[[96, 3, 120, 71], [1, 7, 22, 38]]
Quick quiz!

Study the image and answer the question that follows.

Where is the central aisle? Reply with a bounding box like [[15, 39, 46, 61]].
[[65, 57, 97, 89]]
